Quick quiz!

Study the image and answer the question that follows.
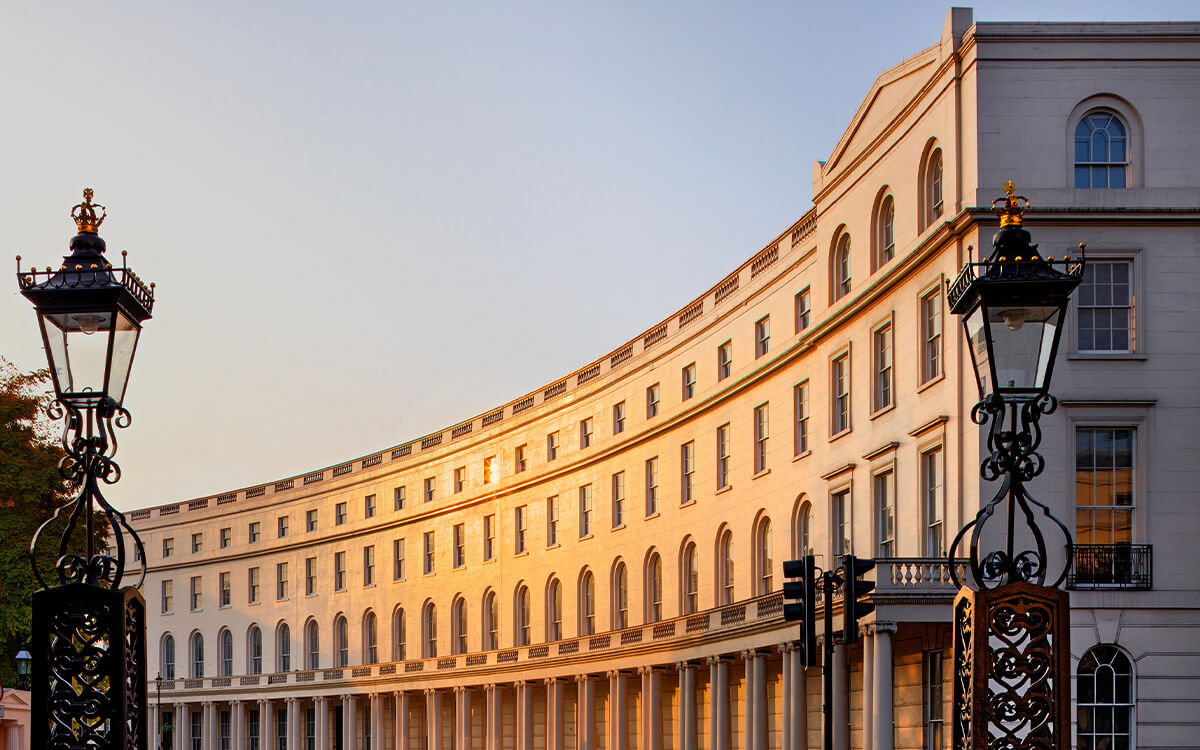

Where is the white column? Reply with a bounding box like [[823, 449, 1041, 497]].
[[709, 657, 730, 750], [203, 702, 216, 750], [394, 691, 410, 750], [231, 700, 245, 750], [454, 686, 473, 750], [863, 627, 875, 750], [516, 681, 533, 750], [677, 662, 696, 750], [426, 689, 443, 750], [576, 675, 594, 750], [608, 671, 628, 750], [173, 702, 187, 750], [644, 668, 662, 750], [342, 695, 356, 750], [315, 696, 329, 750], [543, 678, 563, 750], [289, 697, 303, 750], [832, 644, 848, 750], [781, 644, 807, 750], [872, 622, 896, 750]]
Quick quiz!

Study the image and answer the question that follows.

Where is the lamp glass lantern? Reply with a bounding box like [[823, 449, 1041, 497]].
[[15, 642, 31, 683]]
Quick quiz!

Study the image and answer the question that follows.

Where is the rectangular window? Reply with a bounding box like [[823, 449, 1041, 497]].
[[645, 457, 659, 516], [580, 418, 593, 449], [363, 545, 375, 585], [393, 539, 406, 580], [1078, 260, 1133, 352], [832, 353, 850, 434], [190, 576, 201, 610], [681, 441, 695, 504], [612, 402, 626, 434], [424, 477, 436, 503], [364, 494, 376, 519], [923, 447, 945, 556], [515, 506, 527, 554], [162, 579, 173, 613], [249, 710, 260, 750], [832, 489, 851, 557], [249, 522, 260, 544], [754, 403, 769, 474], [682, 363, 696, 400], [334, 552, 346, 590], [1075, 427, 1135, 545], [716, 424, 731, 490], [219, 711, 231, 750], [191, 712, 202, 750], [873, 323, 893, 411], [163, 537, 174, 558], [611, 472, 626, 528], [579, 485, 593, 537], [717, 340, 732, 380], [276, 516, 288, 538], [795, 288, 811, 333], [219, 527, 231, 549], [219, 572, 231, 607], [875, 470, 895, 557], [515, 444, 527, 472], [755, 315, 770, 358], [453, 467, 465, 493], [305, 510, 317, 532], [248, 567, 260, 603], [483, 515, 495, 560], [924, 651, 945, 750], [646, 384, 660, 418], [546, 497, 559, 547], [452, 524, 465, 568], [305, 557, 316, 595], [335, 502, 347, 526], [191, 533, 203, 554], [423, 532, 435, 574], [921, 289, 943, 383], [276, 563, 288, 600], [794, 381, 810, 455], [394, 486, 406, 511], [547, 432, 559, 461], [483, 456, 496, 484]]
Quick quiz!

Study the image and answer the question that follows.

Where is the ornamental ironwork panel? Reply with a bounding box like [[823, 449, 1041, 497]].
[[953, 582, 1070, 750]]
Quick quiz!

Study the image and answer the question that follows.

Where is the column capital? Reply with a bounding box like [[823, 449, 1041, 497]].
[[870, 620, 898, 634], [315, 696, 328, 707], [454, 685, 465, 695], [544, 676, 559, 687], [515, 679, 528, 688], [575, 673, 593, 685], [706, 655, 726, 667], [424, 687, 438, 697]]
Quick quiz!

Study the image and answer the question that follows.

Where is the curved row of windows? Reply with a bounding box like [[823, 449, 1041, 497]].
[[159, 516, 788, 678]]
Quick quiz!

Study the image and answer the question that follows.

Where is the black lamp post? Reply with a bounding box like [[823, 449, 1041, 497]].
[[15, 189, 154, 750], [946, 182, 1083, 750], [15, 642, 31, 690], [155, 673, 164, 750]]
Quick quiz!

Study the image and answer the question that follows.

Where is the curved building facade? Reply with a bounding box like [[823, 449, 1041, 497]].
[[134, 11, 1200, 750]]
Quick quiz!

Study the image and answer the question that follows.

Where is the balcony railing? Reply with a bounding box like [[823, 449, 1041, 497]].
[[1068, 544, 1152, 590]]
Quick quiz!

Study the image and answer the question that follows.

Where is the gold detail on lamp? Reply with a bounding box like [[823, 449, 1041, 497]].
[[991, 181, 1030, 228], [71, 188, 107, 234]]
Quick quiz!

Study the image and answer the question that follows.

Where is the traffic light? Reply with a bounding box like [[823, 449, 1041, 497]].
[[782, 555, 817, 661], [841, 554, 876, 645]]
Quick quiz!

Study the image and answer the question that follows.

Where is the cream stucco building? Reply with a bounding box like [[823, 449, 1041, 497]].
[[131, 9, 1200, 750]]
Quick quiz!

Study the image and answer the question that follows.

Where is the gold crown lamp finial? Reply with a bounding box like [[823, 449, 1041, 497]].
[[991, 181, 1029, 228], [71, 188, 107, 234]]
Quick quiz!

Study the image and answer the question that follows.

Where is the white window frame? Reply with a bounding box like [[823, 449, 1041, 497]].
[[1069, 251, 1141, 358]]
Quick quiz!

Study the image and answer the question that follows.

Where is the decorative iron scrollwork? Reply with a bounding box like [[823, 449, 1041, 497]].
[[949, 394, 1073, 590]]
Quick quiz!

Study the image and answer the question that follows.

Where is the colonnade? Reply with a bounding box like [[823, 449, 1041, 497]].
[[147, 625, 897, 750]]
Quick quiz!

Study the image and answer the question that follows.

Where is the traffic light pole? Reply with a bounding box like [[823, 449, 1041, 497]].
[[822, 569, 838, 750]]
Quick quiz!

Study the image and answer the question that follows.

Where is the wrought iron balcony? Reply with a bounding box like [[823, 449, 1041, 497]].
[[1068, 544, 1152, 590]]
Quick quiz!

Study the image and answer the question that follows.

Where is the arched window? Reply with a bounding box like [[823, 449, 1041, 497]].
[[189, 632, 204, 678], [422, 602, 437, 658], [248, 626, 263, 675], [793, 501, 813, 558], [482, 591, 498, 651], [305, 620, 320, 670], [334, 615, 349, 668], [718, 529, 735, 605], [452, 597, 468, 655], [579, 571, 596, 636], [363, 611, 378, 664], [875, 194, 895, 270], [161, 634, 176, 680], [1075, 112, 1128, 188], [645, 552, 663, 623], [392, 608, 406, 661], [276, 623, 291, 672], [1078, 645, 1135, 749], [833, 233, 852, 301], [547, 579, 563, 642], [681, 542, 698, 615], [218, 629, 233, 677], [755, 517, 774, 595], [612, 561, 629, 630], [514, 585, 531, 647], [924, 148, 944, 225]]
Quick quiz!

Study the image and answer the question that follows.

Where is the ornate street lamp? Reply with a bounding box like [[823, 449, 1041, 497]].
[[15, 189, 154, 750], [946, 183, 1083, 750], [15, 642, 31, 690]]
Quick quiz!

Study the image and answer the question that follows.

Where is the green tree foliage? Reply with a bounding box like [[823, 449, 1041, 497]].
[[0, 361, 70, 687]]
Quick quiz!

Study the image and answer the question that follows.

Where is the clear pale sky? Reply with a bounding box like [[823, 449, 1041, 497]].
[[1, 2, 1193, 510]]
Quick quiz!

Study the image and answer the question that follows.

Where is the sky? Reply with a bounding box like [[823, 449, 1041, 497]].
[[1, 1, 1194, 511]]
